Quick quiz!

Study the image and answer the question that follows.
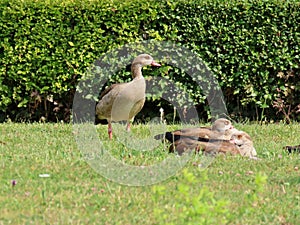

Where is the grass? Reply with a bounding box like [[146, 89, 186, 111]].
[[0, 121, 300, 224]]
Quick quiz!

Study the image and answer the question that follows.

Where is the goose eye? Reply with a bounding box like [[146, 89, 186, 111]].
[[238, 135, 242, 139], [145, 55, 150, 59], [224, 121, 229, 125]]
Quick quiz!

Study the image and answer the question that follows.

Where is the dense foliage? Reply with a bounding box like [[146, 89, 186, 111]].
[[0, 0, 299, 122]]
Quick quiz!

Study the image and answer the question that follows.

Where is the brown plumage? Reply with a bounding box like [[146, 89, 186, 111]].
[[168, 137, 240, 156], [155, 118, 257, 158], [154, 118, 235, 142], [230, 130, 257, 157], [96, 54, 161, 139], [168, 129, 256, 158], [284, 145, 300, 153]]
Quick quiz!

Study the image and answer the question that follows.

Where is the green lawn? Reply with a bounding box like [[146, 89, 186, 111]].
[[0, 122, 299, 224]]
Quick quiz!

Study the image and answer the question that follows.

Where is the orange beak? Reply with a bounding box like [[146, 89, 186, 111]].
[[151, 61, 161, 67]]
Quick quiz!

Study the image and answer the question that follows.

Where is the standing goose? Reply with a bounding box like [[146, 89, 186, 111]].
[[96, 54, 161, 139]]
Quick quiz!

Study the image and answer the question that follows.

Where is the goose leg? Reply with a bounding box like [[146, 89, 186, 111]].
[[126, 122, 131, 132], [108, 122, 113, 140]]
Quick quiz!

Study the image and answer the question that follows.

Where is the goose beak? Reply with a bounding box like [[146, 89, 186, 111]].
[[151, 61, 161, 67]]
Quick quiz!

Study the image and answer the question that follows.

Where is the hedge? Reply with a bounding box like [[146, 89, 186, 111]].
[[0, 0, 299, 122]]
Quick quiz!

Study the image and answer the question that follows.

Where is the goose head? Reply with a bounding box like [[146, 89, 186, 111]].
[[212, 118, 234, 132], [131, 53, 160, 69], [131, 54, 161, 79]]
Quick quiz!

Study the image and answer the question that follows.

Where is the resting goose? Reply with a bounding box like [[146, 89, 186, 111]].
[[154, 118, 235, 142], [230, 130, 257, 158], [96, 54, 161, 139], [168, 128, 257, 158], [155, 118, 258, 158], [284, 145, 300, 153]]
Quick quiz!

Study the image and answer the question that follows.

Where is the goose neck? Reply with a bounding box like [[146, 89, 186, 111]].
[[131, 64, 143, 79]]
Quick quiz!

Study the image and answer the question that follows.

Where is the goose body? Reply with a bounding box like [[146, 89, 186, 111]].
[[168, 130, 255, 157], [169, 137, 240, 156], [156, 118, 257, 158], [154, 118, 235, 142], [96, 54, 161, 139], [230, 130, 257, 158], [96, 78, 146, 122], [284, 145, 300, 153]]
